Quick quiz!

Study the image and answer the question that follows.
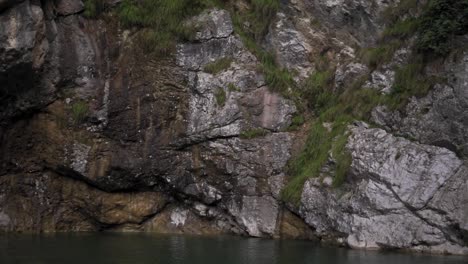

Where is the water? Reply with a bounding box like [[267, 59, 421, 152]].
[[0, 233, 466, 264]]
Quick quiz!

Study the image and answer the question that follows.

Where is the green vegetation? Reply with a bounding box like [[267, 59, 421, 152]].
[[382, 18, 419, 39], [117, 0, 221, 54], [230, 26, 294, 95], [230, 0, 296, 95], [71, 101, 89, 125], [415, 0, 468, 56], [359, 41, 402, 69], [301, 70, 335, 112], [240, 128, 268, 139], [362, 0, 468, 68], [214, 87, 227, 107], [238, 0, 280, 41], [227, 83, 240, 92], [260, 53, 296, 94], [282, 0, 464, 205], [282, 76, 393, 202], [203, 57, 233, 74], [83, 0, 106, 18], [86, 0, 462, 206], [382, 0, 419, 23], [288, 114, 305, 131], [389, 62, 432, 108]]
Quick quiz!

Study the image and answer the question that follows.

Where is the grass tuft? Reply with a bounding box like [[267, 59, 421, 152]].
[[203, 57, 233, 74], [240, 128, 268, 139], [214, 87, 227, 107], [71, 101, 89, 125], [117, 0, 221, 55]]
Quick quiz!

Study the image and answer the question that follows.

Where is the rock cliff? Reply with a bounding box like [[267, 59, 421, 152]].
[[0, 0, 467, 255]]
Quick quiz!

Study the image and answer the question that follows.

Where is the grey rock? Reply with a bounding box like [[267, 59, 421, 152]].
[[300, 125, 468, 254], [54, 0, 84, 16], [267, 12, 313, 80], [364, 69, 395, 94], [334, 62, 369, 90], [176, 9, 295, 147], [347, 126, 462, 209], [1, 0, 467, 256], [302, 0, 398, 44], [0, 1, 45, 72], [373, 52, 468, 156], [229, 196, 279, 237], [0, 211, 10, 228], [0, 0, 23, 13], [191, 9, 233, 41]]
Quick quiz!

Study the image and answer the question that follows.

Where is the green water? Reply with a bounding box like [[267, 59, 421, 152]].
[[0, 233, 466, 264]]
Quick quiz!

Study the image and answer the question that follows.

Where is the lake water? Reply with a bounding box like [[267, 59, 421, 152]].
[[0, 233, 466, 264]]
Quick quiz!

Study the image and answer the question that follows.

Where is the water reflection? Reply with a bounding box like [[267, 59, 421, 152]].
[[0, 233, 466, 264]]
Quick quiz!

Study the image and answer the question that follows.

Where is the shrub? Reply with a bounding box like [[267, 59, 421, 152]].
[[289, 114, 304, 129], [415, 0, 468, 56]]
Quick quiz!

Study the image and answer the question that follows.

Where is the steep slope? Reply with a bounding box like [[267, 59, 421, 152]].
[[0, 0, 466, 255]]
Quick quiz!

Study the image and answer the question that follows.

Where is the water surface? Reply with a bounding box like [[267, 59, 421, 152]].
[[0, 233, 466, 264]]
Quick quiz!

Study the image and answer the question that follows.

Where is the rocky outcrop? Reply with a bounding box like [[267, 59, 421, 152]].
[[299, 124, 468, 254], [0, 0, 51, 126], [300, 0, 398, 45], [0, 4, 296, 238], [372, 51, 468, 156]]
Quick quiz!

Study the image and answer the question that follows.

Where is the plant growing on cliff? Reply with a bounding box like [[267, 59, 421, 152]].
[[282, 71, 389, 204], [214, 87, 227, 107], [83, 0, 106, 18], [239, 0, 280, 40], [240, 128, 268, 139], [415, 0, 468, 56], [287, 114, 305, 131], [117, 0, 221, 54], [71, 101, 89, 125], [227, 83, 240, 92], [260, 53, 295, 94], [388, 62, 435, 109], [301, 70, 335, 112], [228, 0, 297, 96], [281, 0, 463, 204], [203, 57, 233, 74]]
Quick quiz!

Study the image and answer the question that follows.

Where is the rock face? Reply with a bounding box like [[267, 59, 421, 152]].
[[299, 124, 468, 254], [372, 52, 468, 156], [0, 4, 295, 238], [0, 0, 468, 256]]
